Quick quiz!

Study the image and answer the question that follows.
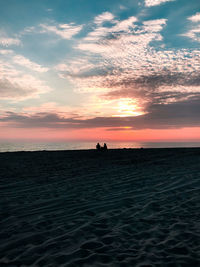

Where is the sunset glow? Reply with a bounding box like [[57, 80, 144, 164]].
[[112, 98, 145, 117]]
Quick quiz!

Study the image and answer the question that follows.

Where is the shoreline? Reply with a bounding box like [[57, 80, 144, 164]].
[[1, 146, 200, 154], [0, 141, 200, 153]]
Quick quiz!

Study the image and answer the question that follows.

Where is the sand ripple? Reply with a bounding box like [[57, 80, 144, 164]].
[[0, 148, 200, 266]]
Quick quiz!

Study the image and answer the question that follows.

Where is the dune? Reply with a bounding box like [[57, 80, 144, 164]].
[[0, 148, 200, 266]]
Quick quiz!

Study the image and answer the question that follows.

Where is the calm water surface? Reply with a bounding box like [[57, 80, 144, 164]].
[[0, 141, 200, 152]]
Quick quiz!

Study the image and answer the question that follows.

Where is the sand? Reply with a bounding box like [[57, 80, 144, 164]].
[[0, 148, 200, 266]]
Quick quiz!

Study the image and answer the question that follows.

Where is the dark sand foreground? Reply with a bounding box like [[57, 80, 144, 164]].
[[0, 148, 200, 266]]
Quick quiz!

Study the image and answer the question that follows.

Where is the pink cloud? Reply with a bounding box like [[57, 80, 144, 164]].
[[94, 12, 116, 25], [144, 0, 175, 7], [188, 12, 200, 23], [13, 55, 49, 72], [40, 22, 83, 39]]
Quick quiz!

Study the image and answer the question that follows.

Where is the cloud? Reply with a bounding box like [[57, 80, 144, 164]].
[[94, 12, 116, 25], [1, 98, 200, 129], [0, 47, 51, 100], [184, 12, 200, 43], [188, 12, 200, 23], [0, 29, 21, 47], [21, 26, 36, 34], [77, 17, 163, 56], [13, 55, 49, 72], [0, 35, 51, 100], [103, 72, 200, 96], [144, 0, 175, 7], [83, 15, 137, 42], [0, 78, 39, 99], [40, 22, 83, 39], [0, 49, 13, 55], [0, 37, 21, 47], [23, 102, 81, 118], [0, 76, 51, 100], [0, 60, 51, 100], [182, 25, 200, 42], [110, 16, 137, 32], [55, 58, 96, 76], [67, 19, 200, 98], [69, 18, 199, 91], [22, 97, 111, 120], [142, 19, 167, 32], [54, 12, 200, 127]]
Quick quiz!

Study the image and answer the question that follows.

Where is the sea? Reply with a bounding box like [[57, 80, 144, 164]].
[[0, 141, 200, 152]]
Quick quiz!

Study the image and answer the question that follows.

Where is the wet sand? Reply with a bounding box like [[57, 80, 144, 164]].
[[0, 148, 200, 266]]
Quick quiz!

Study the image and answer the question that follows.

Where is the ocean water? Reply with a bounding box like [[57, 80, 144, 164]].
[[0, 141, 200, 152]]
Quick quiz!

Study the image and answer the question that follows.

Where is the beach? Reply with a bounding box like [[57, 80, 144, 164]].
[[0, 148, 200, 266]]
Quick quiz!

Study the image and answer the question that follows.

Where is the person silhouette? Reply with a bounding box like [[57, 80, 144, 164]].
[[103, 143, 107, 150], [96, 143, 101, 150]]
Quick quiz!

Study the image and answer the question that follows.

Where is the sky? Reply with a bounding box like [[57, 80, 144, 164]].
[[0, 0, 200, 142]]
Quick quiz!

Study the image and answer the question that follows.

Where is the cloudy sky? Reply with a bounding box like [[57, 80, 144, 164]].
[[0, 0, 200, 141]]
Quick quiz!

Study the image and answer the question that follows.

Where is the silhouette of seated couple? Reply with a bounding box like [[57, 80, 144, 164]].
[[96, 143, 107, 151]]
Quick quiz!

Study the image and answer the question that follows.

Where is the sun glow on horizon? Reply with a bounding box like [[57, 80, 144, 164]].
[[112, 98, 145, 117]]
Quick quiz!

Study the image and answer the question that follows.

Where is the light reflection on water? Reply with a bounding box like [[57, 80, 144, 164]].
[[0, 141, 200, 152]]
